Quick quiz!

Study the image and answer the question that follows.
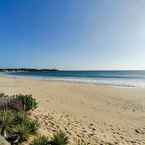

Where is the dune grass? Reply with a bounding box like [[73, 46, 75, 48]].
[[0, 93, 84, 145], [0, 94, 39, 144]]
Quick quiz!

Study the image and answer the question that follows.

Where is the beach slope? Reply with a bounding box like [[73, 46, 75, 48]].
[[0, 77, 145, 144]]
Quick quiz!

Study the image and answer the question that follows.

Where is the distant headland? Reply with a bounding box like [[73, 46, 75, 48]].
[[0, 68, 59, 72]]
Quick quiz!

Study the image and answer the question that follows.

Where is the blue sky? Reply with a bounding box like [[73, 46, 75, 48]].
[[0, 0, 145, 70]]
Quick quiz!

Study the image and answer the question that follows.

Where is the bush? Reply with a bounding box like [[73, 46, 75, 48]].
[[0, 95, 11, 111], [0, 94, 23, 111], [50, 131, 69, 145], [15, 94, 38, 111], [30, 136, 50, 145], [0, 111, 14, 137], [12, 123, 30, 142], [0, 110, 39, 143], [13, 111, 26, 124], [23, 118, 39, 133], [0, 94, 39, 144], [8, 99, 24, 111], [30, 131, 69, 145], [12, 117, 39, 142]]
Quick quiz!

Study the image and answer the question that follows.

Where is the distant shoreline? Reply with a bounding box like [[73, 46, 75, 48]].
[[1, 70, 145, 88], [0, 68, 59, 72], [1, 73, 145, 89], [0, 68, 145, 72]]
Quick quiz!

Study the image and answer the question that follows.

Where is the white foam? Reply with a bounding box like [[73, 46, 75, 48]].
[[41, 77, 145, 88], [1, 72, 145, 88]]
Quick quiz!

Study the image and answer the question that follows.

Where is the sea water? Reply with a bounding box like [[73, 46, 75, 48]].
[[2, 70, 145, 88]]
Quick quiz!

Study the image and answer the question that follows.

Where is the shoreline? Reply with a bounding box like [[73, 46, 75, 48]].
[[0, 74, 143, 89], [0, 76, 145, 144]]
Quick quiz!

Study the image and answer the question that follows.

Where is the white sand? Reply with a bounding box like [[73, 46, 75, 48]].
[[0, 76, 145, 145]]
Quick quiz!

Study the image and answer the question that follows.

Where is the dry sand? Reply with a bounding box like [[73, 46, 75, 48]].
[[0, 76, 145, 145]]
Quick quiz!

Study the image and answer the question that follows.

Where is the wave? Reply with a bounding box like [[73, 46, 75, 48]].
[[1, 71, 145, 88], [44, 77, 145, 88]]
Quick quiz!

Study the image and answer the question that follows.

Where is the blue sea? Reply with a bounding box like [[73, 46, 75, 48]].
[[1, 70, 145, 88]]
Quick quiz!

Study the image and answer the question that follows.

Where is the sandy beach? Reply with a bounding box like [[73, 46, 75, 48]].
[[0, 76, 145, 145]]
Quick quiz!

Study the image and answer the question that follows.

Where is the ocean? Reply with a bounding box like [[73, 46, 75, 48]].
[[1, 70, 145, 88]]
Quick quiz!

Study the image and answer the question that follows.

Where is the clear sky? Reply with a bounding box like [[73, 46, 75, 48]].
[[0, 0, 145, 70]]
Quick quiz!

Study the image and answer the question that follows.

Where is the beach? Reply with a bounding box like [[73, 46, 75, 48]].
[[0, 76, 145, 145]]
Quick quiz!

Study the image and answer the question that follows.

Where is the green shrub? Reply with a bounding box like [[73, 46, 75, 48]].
[[0, 94, 38, 111], [30, 131, 69, 145], [0, 94, 39, 144], [0, 94, 23, 111], [12, 118, 39, 142], [30, 136, 50, 145], [23, 118, 39, 133], [50, 131, 69, 145], [12, 123, 30, 142], [0, 111, 14, 137], [15, 94, 38, 111], [8, 99, 24, 111], [13, 111, 26, 124]]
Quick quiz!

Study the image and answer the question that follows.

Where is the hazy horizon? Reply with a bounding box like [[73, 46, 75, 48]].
[[0, 0, 145, 70], [0, 67, 145, 71]]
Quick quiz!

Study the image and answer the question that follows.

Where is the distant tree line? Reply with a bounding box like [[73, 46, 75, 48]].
[[0, 68, 59, 72]]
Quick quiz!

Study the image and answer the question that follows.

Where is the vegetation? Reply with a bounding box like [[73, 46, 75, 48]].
[[30, 131, 69, 145], [15, 94, 38, 111], [0, 68, 58, 72], [0, 93, 83, 145], [30, 136, 50, 145], [0, 94, 39, 145], [50, 131, 69, 145], [0, 111, 14, 137], [13, 112, 26, 125], [12, 117, 39, 142]]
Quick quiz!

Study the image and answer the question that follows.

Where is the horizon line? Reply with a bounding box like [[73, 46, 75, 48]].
[[0, 67, 145, 71]]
